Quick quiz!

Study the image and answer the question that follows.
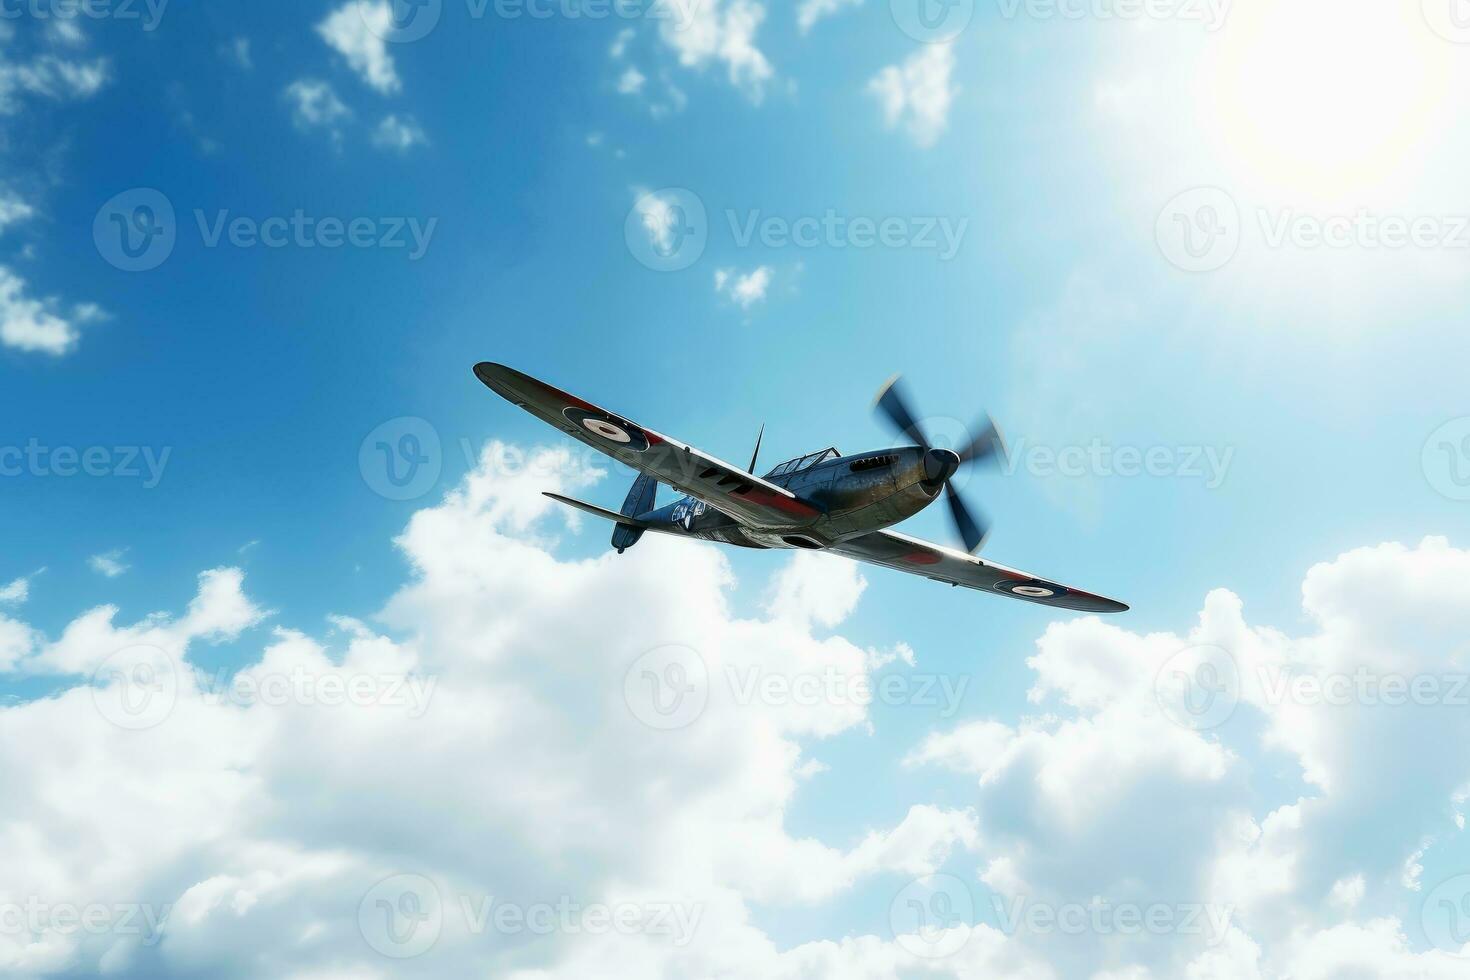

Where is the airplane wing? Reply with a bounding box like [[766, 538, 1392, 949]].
[[474, 362, 821, 529], [826, 528, 1129, 613]]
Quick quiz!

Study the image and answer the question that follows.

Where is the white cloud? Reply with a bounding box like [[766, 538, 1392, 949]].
[[371, 113, 427, 152], [220, 37, 252, 70], [285, 78, 352, 137], [867, 42, 957, 149], [908, 535, 1470, 978], [714, 265, 773, 309], [317, 1, 400, 95], [0, 577, 28, 605], [617, 65, 647, 95], [0, 192, 34, 233], [631, 186, 693, 255], [0, 53, 109, 113], [5, 434, 1470, 978], [0, 265, 101, 356], [797, 0, 862, 34], [610, 26, 634, 59], [659, 0, 773, 103], [87, 550, 130, 578], [765, 549, 865, 628], [0, 443, 991, 975], [47, 18, 85, 46]]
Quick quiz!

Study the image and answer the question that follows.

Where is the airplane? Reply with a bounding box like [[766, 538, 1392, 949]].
[[472, 362, 1128, 614]]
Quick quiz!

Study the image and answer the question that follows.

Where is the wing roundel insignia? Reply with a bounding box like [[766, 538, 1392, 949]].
[[995, 580, 1067, 599], [562, 407, 651, 451]]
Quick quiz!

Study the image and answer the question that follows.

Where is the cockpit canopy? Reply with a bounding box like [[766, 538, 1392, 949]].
[[764, 447, 840, 478]]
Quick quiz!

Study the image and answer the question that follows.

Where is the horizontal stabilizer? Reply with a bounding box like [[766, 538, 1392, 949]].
[[543, 492, 657, 529]]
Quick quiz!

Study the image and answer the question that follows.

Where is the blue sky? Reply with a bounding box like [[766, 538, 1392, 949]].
[[4, 0, 1470, 976]]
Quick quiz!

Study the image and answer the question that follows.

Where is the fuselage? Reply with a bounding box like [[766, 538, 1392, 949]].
[[640, 446, 943, 550]]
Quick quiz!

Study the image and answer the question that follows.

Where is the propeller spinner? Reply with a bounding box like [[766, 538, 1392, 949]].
[[874, 375, 1006, 554]]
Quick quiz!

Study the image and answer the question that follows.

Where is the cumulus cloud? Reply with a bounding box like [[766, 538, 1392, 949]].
[[714, 265, 773, 309], [867, 42, 957, 149], [87, 550, 130, 579], [4, 406, 1468, 978], [659, 0, 773, 102], [631, 186, 693, 256], [0, 192, 35, 233], [797, 0, 862, 34], [617, 65, 646, 96], [317, 1, 401, 95], [610, 26, 634, 59], [285, 78, 351, 138], [0, 441, 981, 976], [909, 536, 1470, 978], [372, 113, 427, 152], [0, 575, 30, 605], [0, 53, 109, 113], [220, 37, 252, 71], [0, 265, 103, 356]]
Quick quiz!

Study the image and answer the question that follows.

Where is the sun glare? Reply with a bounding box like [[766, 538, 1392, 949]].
[[1209, 0, 1453, 202]]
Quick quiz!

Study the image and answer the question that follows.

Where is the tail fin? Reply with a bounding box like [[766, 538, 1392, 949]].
[[612, 474, 658, 553]]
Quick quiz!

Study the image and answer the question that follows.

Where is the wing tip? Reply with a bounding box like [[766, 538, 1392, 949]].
[[473, 361, 511, 386]]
